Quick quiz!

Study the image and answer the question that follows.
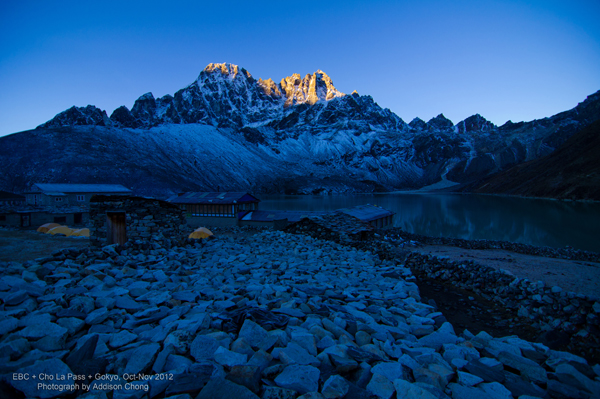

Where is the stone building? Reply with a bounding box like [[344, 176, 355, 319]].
[[0, 191, 25, 206], [167, 192, 260, 228], [26, 183, 132, 207], [89, 195, 186, 246]]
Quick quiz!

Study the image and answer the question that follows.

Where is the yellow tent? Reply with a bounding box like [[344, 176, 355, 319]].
[[71, 228, 90, 237], [37, 223, 61, 233], [48, 226, 74, 236], [188, 227, 214, 239]]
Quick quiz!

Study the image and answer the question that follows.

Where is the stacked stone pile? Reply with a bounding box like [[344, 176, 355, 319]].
[[0, 231, 599, 398], [406, 253, 600, 362], [284, 212, 374, 243]]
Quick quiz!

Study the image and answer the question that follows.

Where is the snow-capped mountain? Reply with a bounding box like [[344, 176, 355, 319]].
[[3, 63, 600, 197]]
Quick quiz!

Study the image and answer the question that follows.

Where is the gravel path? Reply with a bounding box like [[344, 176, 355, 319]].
[[0, 229, 89, 262]]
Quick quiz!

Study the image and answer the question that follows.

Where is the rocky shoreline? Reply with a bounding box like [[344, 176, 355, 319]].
[[1, 229, 599, 398]]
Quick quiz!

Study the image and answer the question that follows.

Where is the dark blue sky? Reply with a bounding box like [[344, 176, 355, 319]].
[[1, 0, 599, 136]]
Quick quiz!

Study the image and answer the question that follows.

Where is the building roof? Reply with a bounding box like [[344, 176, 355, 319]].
[[337, 204, 395, 222], [90, 195, 182, 210], [31, 183, 132, 194], [168, 192, 260, 205], [239, 204, 394, 223], [0, 191, 25, 201], [290, 211, 374, 236], [240, 210, 330, 223], [0, 204, 88, 213]]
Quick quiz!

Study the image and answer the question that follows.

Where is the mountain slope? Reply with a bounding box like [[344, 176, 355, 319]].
[[0, 124, 402, 197], [469, 119, 600, 201], [2, 63, 600, 197]]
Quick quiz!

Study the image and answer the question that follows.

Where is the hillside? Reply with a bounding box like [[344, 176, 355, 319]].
[[469, 119, 600, 201]]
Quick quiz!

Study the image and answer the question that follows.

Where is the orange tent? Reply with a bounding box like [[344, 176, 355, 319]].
[[71, 228, 90, 237], [188, 227, 214, 239], [48, 226, 74, 236], [37, 223, 61, 233]]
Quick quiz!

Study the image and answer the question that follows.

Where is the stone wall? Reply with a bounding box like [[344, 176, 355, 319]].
[[284, 212, 374, 243], [89, 195, 186, 246], [0, 212, 21, 227], [405, 252, 600, 359]]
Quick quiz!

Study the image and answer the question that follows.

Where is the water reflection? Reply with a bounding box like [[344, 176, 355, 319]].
[[260, 193, 600, 252]]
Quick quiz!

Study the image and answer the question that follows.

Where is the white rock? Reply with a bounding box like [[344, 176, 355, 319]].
[[9, 359, 73, 398], [321, 375, 349, 398], [457, 371, 484, 386], [555, 363, 600, 394], [497, 350, 547, 384], [18, 321, 67, 340], [85, 307, 110, 325], [366, 373, 395, 399], [190, 334, 220, 361], [109, 330, 138, 349], [57, 317, 86, 335], [238, 319, 269, 349], [478, 382, 512, 399], [0, 317, 19, 335], [280, 341, 320, 366], [124, 343, 161, 374], [214, 346, 247, 367], [393, 379, 438, 399], [372, 362, 409, 382], [274, 364, 320, 395]]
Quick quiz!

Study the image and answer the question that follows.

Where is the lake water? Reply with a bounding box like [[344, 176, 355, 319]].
[[259, 193, 600, 253]]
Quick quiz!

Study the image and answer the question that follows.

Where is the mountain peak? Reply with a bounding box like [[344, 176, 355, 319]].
[[427, 114, 454, 131], [204, 62, 240, 76], [457, 113, 496, 133], [38, 105, 111, 129], [409, 117, 428, 130], [199, 63, 253, 84], [280, 69, 344, 107]]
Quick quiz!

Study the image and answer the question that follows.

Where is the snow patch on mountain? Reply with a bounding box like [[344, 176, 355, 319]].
[[13, 64, 600, 195]]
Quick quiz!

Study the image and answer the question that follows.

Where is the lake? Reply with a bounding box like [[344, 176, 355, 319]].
[[259, 193, 600, 253]]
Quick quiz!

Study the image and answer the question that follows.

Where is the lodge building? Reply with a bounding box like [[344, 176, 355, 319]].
[[167, 192, 260, 227]]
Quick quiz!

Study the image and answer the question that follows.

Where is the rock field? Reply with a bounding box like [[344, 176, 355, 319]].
[[1, 230, 599, 398]]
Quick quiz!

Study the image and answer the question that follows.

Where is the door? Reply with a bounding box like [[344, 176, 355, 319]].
[[106, 212, 127, 245], [74, 213, 83, 225], [20, 213, 30, 227]]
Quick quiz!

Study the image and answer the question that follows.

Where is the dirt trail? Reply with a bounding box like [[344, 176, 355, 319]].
[[0, 229, 90, 262]]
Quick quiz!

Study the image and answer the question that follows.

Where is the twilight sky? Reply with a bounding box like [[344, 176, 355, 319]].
[[1, 0, 599, 137]]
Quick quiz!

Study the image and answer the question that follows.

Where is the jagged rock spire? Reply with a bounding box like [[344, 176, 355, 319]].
[[279, 70, 344, 107]]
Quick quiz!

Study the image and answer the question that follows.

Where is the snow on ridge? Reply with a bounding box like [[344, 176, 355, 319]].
[[26, 65, 600, 194]]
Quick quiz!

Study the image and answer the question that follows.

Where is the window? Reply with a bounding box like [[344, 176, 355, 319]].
[[77, 195, 85, 202], [0, 215, 6, 221], [55, 197, 63, 202]]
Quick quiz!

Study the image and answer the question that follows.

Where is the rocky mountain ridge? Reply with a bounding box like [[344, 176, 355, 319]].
[[464, 119, 600, 201], [3, 63, 600, 196]]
